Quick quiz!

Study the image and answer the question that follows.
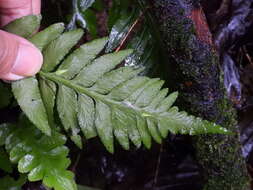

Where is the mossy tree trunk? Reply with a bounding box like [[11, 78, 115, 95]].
[[148, 0, 249, 189]]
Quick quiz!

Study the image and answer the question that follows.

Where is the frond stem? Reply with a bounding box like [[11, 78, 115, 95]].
[[39, 71, 157, 119]]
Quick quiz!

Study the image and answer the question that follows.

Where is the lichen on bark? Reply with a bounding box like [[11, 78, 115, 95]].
[[149, 0, 249, 189]]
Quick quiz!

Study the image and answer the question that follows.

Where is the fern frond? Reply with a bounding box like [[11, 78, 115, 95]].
[[3, 15, 41, 38], [4, 16, 230, 153], [0, 119, 77, 190]]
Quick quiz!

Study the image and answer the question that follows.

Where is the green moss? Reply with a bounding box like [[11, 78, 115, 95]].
[[196, 133, 248, 190], [196, 87, 248, 190], [151, 0, 249, 189]]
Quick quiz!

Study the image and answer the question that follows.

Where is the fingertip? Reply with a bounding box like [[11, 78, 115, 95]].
[[10, 41, 43, 77], [0, 31, 43, 81], [32, 0, 41, 15]]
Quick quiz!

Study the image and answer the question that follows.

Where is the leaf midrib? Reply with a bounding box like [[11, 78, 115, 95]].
[[40, 71, 162, 121]]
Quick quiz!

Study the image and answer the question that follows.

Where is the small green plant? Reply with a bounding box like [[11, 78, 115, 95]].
[[0, 117, 76, 190], [0, 15, 230, 190]]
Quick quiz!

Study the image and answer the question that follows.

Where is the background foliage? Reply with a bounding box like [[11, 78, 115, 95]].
[[0, 0, 231, 190]]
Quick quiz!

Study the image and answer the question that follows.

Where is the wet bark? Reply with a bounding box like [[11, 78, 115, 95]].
[[148, 0, 249, 189]]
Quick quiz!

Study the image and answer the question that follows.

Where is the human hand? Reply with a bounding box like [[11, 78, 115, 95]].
[[0, 0, 42, 80]]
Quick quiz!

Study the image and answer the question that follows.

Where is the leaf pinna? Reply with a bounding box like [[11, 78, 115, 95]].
[[0, 117, 76, 190], [4, 15, 230, 154]]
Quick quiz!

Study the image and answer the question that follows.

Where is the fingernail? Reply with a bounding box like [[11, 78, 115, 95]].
[[10, 42, 43, 77]]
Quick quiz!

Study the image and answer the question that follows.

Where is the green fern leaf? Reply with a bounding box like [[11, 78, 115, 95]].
[[0, 119, 77, 190], [42, 29, 84, 72], [57, 37, 108, 79], [3, 15, 41, 38], [30, 23, 65, 51], [78, 94, 97, 139], [39, 77, 57, 127], [12, 77, 51, 136], [57, 85, 82, 148], [5, 16, 230, 153]]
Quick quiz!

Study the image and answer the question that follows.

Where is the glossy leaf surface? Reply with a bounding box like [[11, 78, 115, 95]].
[[0, 119, 77, 190]]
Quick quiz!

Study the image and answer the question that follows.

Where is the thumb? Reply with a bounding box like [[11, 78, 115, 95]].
[[0, 30, 43, 80]]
